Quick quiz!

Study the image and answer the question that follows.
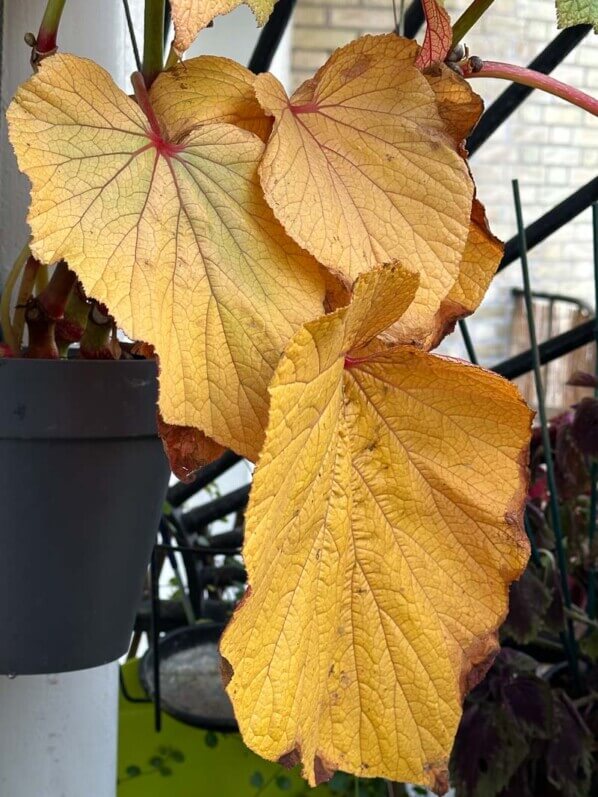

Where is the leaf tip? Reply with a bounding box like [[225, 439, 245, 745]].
[[424, 760, 450, 796], [313, 755, 335, 786], [460, 631, 499, 700], [277, 748, 301, 770]]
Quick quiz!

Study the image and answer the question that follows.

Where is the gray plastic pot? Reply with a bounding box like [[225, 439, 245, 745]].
[[0, 357, 169, 674]]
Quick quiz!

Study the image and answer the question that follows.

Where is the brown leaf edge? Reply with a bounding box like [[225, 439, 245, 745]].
[[424, 196, 504, 352], [131, 341, 225, 481]]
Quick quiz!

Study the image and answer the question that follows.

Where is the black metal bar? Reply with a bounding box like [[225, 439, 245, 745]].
[[164, 0, 171, 48], [248, 0, 297, 74], [119, 666, 152, 704], [121, 0, 142, 72], [150, 545, 162, 732], [492, 319, 593, 380], [197, 565, 247, 587], [511, 286, 591, 313], [499, 178, 598, 272], [155, 537, 243, 557], [403, 0, 425, 39], [167, 450, 242, 507], [459, 319, 478, 365], [205, 528, 244, 549], [183, 484, 251, 531], [467, 25, 591, 155]]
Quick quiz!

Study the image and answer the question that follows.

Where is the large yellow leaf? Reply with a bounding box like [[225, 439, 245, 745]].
[[254, 34, 477, 341], [386, 198, 504, 350], [7, 54, 325, 460], [170, 0, 277, 53], [221, 265, 532, 791], [151, 56, 272, 141]]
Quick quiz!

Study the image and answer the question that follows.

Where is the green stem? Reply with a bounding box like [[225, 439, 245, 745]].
[[142, 0, 165, 88], [467, 61, 598, 117], [36, 0, 67, 55], [80, 302, 121, 359], [588, 202, 598, 620], [566, 608, 598, 630], [525, 512, 542, 568], [0, 242, 30, 352], [512, 179, 580, 688], [164, 44, 179, 71], [451, 0, 496, 48]]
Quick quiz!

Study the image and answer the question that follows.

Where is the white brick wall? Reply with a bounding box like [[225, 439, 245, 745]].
[[291, 0, 598, 365]]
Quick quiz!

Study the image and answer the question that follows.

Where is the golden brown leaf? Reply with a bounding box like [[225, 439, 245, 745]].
[[158, 414, 225, 481], [445, 197, 503, 317], [131, 341, 224, 477], [255, 34, 476, 341], [7, 54, 325, 460], [152, 56, 272, 141], [170, 0, 277, 53], [221, 265, 532, 790], [423, 62, 484, 147]]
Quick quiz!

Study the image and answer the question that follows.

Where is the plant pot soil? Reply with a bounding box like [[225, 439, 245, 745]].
[[0, 357, 169, 674]]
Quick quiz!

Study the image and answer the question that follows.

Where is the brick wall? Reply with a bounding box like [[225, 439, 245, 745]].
[[291, 0, 598, 365]]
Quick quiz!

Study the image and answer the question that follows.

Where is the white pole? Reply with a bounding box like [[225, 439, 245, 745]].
[[0, 4, 139, 795], [0, 663, 119, 797], [0, 0, 142, 280]]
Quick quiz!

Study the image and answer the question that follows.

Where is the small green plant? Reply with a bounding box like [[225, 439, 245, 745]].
[[118, 745, 186, 785]]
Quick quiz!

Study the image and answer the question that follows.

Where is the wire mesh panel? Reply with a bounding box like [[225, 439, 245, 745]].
[[510, 289, 595, 413]]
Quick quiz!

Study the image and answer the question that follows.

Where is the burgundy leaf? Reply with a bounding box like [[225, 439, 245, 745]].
[[567, 371, 598, 389], [572, 397, 598, 457]]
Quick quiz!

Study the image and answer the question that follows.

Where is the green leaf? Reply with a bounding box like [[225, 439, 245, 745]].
[[556, 0, 598, 33], [580, 629, 598, 662], [148, 756, 163, 768], [250, 771, 265, 788], [204, 731, 219, 748], [125, 765, 141, 778], [329, 772, 352, 793], [276, 775, 292, 791]]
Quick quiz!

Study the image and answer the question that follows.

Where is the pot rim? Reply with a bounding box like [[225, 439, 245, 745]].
[[0, 356, 161, 440]]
